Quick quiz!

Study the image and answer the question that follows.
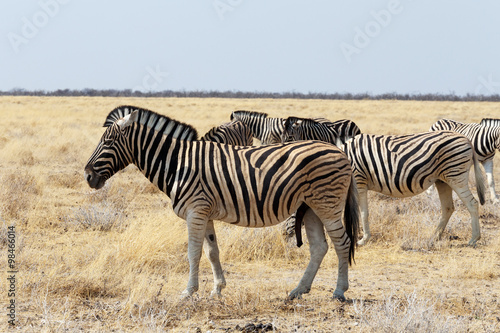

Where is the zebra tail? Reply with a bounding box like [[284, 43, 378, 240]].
[[473, 151, 486, 205], [344, 173, 360, 265]]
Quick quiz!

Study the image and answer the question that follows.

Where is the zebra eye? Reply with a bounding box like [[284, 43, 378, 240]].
[[103, 139, 114, 146]]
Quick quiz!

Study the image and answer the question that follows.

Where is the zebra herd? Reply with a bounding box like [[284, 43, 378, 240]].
[[84, 105, 499, 301]]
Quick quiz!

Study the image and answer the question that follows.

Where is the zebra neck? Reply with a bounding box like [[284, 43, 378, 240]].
[[130, 135, 196, 198]]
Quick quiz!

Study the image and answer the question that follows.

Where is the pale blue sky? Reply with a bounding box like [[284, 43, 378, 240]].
[[1, 0, 499, 95]]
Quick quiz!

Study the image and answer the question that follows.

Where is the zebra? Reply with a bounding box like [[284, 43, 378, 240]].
[[429, 118, 500, 204], [230, 110, 330, 145], [230, 110, 287, 145], [282, 118, 486, 246], [84, 106, 359, 301], [200, 120, 253, 146], [282, 117, 361, 146]]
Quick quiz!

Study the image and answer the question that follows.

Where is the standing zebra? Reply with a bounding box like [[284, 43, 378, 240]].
[[430, 118, 500, 203], [282, 119, 486, 246], [200, 120, 253, 146], [282, 117, 361, 146], [230, 110, 330, 145], [84, 106, 359, 301]]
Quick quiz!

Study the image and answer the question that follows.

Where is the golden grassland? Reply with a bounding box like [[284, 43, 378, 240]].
[[0, 96, 499, 332]]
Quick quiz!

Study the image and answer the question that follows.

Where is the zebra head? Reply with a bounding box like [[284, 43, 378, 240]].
[[281, 117, 303, 143], [84, 111, 138, 189]]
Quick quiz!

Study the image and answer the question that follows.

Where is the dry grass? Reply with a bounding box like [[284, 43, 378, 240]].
[[0, 96, 499, 332]]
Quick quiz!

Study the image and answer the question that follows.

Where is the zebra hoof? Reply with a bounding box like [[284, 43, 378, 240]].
[[467, 239, 479, 248], [209, 289, 223, 298], [332, 293, 346, 302], [288, 286, 310, 300], [180, 288, 195, 300]]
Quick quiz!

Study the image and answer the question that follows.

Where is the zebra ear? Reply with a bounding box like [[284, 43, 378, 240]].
[[117, 110, 139, 129]]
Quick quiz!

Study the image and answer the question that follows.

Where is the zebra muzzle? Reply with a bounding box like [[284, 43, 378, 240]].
[[84, 165, 106, 190]]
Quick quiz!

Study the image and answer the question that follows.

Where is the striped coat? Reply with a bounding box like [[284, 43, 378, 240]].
[[430, 118, 500, 203]]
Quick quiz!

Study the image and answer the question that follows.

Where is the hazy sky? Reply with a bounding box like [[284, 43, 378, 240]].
[[1, 0, 500, 95]]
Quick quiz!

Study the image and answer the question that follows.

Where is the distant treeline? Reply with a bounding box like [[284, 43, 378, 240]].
[[1, 88, 500, 102]]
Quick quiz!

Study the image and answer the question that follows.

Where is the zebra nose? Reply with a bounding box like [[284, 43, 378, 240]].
[[84, 165, 94, 183]]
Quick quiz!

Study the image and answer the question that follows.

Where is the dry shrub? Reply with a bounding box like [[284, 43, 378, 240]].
[[66, 201, 126, 231], [365, 191, 481, 250], [217, 223, 308, 263], [0, 170, 42, 220], [65, 181, 129, 231], [353, 291, 468, 332]]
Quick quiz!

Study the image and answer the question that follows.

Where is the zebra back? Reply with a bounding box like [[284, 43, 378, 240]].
[[282, 117, 360, 146], [200, 120, 253, 146], [430, 118, 500, 159], [345, 131, 476, 196], [429, 118, 463, 132], [480, 118, 500, 127]]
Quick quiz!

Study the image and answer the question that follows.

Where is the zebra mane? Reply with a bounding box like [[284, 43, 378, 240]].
[[230, 110, 269, 120], [480, 118, 500, 126], [104, 105, 198, 141]]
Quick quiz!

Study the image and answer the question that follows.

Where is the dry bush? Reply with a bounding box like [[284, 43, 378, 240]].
[[0, 170, 42, 220], [66, 201, 126, 231], [217, 223, 308, 263], [353, 291, 468, 332]]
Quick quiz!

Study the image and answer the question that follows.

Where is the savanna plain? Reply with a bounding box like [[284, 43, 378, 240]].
[[0, 96, 499, 332]]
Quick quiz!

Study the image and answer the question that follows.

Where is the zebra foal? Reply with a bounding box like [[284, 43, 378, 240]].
[[430, 118, 500, 203], [84, 106, 359, 301], [282, 117, 486, 246]]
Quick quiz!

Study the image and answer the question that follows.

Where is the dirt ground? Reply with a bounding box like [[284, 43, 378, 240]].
[[0, 96, 499, 332]]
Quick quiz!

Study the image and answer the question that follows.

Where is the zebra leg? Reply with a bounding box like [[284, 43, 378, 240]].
[[325, 217, 352, 301], [203, 220, 226, 297], [288, 209, 328, 300], [433, 180, 455, 240], [357, 188, 370, 246], [483, 160, 499, 204], [448, 183, 481, 246], [181, 214, 208, 299]]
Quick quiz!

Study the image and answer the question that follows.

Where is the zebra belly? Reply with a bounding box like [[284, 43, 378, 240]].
[[365, 176, 435, 198]]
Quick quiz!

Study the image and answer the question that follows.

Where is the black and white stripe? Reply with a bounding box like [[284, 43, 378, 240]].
[[230, 110, 330, 145], [230, 110, 287, 145], [283, 122, 486, 246], [200, 120, 253, 146], [282, 117, 361, 146], [430, 118, 500, 203], [85, 106, 359, 301]]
